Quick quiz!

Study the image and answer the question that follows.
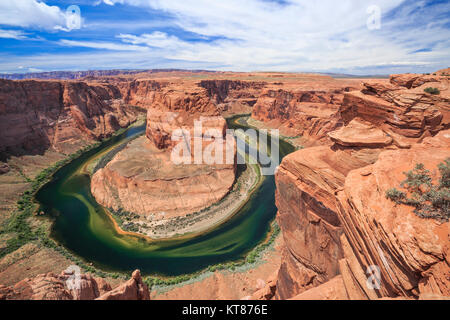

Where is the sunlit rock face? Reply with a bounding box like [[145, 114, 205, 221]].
[[0, 79, 139, 156], [91, 97, 237, 220], [0, 269, 149, 300], [269, 73, 450, 300]]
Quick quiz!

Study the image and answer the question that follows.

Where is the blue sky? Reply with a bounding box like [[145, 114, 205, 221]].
[[0, 0, 449, 75]]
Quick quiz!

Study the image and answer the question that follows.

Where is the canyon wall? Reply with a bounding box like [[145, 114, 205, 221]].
[[335, 130, 449, 299], [0, 77, 264, 159], [264, 73, 450, 300], [251, 79, 361, 144], [0, 79, 139, 157]]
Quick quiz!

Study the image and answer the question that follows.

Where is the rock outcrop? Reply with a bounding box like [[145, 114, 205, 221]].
[[122, 78, 265, 114], [91, 101, 237, 220], [199, 80, 265, 114], [274, 146, 370, 299], [96, 270, 150, 300], [335, 130, 449, 299], [251, 76, 363, 144], [0, 79, 139, 156], [328, 119, 393, 148], [340, 76, 449, 143], [0, 269, 149, 300], [252, 88, 345, 143], [269, 73, 450, 300]]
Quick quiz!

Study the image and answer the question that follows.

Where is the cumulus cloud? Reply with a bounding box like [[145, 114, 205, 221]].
[[0, 0, 83, 31], [93, 0, 450, 72], [2, 0, 449, 73]]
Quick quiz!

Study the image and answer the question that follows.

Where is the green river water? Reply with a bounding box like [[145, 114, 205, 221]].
[[35, 116, 295, 276]]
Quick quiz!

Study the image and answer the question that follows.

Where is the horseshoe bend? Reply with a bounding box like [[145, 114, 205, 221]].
[[0, 2, 449, 305], [0, 69, 448, 301]]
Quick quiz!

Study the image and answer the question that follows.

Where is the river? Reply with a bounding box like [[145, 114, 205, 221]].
[[35, 116, 295, 277]]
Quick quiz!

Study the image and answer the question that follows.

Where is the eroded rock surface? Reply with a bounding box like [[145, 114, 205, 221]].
[[0, 269, 149, 300], [0, 79, 139, 156], [92, 102, 236, 220], [336, 130, 449, 299], [251, 76, 363, 144], [268, 73, 450, 300]]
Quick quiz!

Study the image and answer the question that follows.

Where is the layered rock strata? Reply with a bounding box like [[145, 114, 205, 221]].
[[251, 77, 362, 144], [0, 269, 149, 300], [91, 107, 236, 220], [267, 73, 450, 300], [0, 79, 139, 156], [0, 77, 267, 157]]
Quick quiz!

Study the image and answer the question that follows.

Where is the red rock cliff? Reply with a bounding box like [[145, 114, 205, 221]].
[[268, 73, 450, 300], [0, 79, 139, 156]]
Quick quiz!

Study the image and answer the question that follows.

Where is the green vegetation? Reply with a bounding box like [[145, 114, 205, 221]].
[[1, 114, 287, 287], [144, 221, 281, 289], [424, 87, 440, 95], [0, 142, 102, 258], [386, 158, 450, 222], [0, 122, 143, 281]]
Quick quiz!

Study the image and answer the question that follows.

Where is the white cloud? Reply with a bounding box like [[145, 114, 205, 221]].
[[59, 39, 150, 51], [0, 29, 28, 40], [118, 32, 185, 49], [92, 0, 450, 73], [0, 0, 82, 31], [2, 0, 449, 74]]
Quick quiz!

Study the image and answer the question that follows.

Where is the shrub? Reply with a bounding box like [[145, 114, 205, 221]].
[[424, 87, 440, 95], [385, 159, 450, 222]]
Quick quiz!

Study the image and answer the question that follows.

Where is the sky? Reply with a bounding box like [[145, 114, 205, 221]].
[[0, 0, 449, 75]]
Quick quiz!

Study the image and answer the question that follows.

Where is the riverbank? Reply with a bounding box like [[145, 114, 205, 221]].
[[32, 114, 295, 279], [91, 115, 263, 240], [110, 161, 262, 240], [0, 118, 147, 286], [152, 233, 284, 300]]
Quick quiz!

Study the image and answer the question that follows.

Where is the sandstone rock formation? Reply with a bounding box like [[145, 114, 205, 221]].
[[199, 80, 265, 114], [91, 100, 237, 220], [340, 75, 449, 144], [328, 119, 393, 148], [266, 73, 450, 300], [0, 73, 268, 158], [289, 275, 349, 300], [91, 134, 236, 219], [251, 77, 362, 144], [274, 145, 369, 299], [0, 79, 139, 156], [96, 270, 150, 300], [2, 70, 448, 301], [0, 269, 149, 300], [335, 130, 449, 299]]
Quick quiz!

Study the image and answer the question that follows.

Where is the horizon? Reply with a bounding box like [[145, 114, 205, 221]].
[[0, 1, 449, 75], [0, 67, 396, 77]]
